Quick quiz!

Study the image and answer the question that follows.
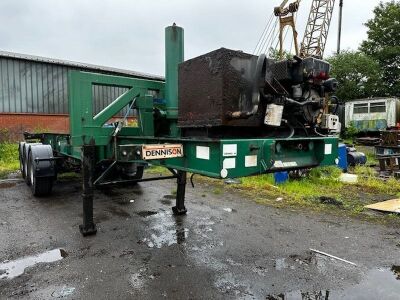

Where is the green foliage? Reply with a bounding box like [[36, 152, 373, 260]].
[[0, 128, 11, 143], [0, 143, 19, 179], [268, 48, 294, 60], [146, 165, 169, 175], [231, 164, 400, 218], [360, 1, 400, 96], [354, 165, 377, 177], [341, 121, 359, 140], [241, 174, 275, 189], [327, 51, 384, 101], [32, 126, 50, 134], [309, 166, 342, 180], [212, 187, 223, 195], [58, 172, 80, 180]]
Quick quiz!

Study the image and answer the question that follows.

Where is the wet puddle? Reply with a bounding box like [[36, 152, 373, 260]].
[[160, 199, 172, 205], [267, 266, 400, 299], [51, 286, 76, 298], [136, 211, 158, 218], [107, 206, 131, 218], [0, 249, 67, 279], [275, 252, 321, 272], [138, 210, 190, 248]]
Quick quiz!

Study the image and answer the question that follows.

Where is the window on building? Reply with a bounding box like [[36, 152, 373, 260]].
[[370, 101, 386, 113], [353, 103, 369, 114]]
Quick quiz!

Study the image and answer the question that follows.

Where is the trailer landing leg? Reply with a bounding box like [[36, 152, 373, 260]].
[[79, 145, 97, 236], [172, 170, 187, 215]]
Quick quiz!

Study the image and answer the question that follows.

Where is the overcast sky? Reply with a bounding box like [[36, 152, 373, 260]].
[[0, 0, 391, 76]]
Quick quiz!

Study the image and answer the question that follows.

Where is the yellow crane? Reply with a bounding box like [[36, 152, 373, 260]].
[[255, 0, 339, 60], [274, 0, 302, 59], [300, 0, 336, 59]]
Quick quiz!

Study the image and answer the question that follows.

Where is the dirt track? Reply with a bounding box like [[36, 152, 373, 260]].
[[0, 176, 400, 299]]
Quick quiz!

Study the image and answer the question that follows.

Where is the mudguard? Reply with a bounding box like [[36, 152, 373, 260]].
[[29, 144, 56, 178]]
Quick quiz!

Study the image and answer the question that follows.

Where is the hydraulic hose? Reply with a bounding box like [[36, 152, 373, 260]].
[[285, 97, 316, 107]]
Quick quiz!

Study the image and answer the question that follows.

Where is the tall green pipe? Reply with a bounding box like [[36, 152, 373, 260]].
[[165, 24, 184, 125]]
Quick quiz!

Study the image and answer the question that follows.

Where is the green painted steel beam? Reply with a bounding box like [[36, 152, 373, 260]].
[[93, 87, 140, 126], [68, 71, 164, 146], [165, 24, 184, 137], [46, 127, 339, 180], [165, 24, 184, 120]]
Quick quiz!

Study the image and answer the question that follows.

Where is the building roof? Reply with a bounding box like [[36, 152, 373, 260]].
[[0, 50, 164, 82]]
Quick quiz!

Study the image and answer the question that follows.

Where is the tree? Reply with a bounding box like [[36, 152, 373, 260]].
[[360, 1, 400, 96], [327, 51, 384, 101], [267, 48, 294, 60]]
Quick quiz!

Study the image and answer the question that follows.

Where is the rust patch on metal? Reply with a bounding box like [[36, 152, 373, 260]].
[[178, 48, 263, 128]]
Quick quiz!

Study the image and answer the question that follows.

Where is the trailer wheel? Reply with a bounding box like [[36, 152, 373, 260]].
[[24, 145, 31, 185], [18, 142, 26, 179], [132, 166, 144, 180], [23, 142, 41, 185], [120, 164, 144, 180], [28, 152, 53, 197]]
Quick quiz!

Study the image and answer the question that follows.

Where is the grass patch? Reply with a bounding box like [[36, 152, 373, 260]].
[[241, 167, 345, 209], [171, 189, 177, 197], [354, 145, 378, 166], [212, 187, 223, 195], [146, 165, 170, 175], [58, 172, 81, 180], [198, 166, 400, 225], [0, 143, 19, 179]]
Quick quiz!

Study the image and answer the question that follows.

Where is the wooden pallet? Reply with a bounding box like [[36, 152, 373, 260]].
[[376, 154, 400, 173], [381, 131, 400, 146]]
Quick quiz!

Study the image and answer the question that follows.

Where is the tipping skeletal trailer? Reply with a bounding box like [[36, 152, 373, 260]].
[[19, 25, 339, 236]]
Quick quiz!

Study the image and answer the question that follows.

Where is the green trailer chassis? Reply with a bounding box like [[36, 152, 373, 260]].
[[21, 25, 339, 236]]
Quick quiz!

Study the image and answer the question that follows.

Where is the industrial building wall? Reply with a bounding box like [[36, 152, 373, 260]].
[[0, 57, 68, 114], [0, 57, 132, 114], [0, 57, 133, 140]]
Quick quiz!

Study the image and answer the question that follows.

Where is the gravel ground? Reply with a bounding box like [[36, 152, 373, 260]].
[[0, 175, 399, 299]]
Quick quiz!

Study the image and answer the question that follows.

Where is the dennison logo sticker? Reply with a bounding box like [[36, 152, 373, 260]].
[[142, 144, 184, 160]]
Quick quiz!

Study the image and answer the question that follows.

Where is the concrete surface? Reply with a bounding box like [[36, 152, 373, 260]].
[[0, 176, 400, 299]]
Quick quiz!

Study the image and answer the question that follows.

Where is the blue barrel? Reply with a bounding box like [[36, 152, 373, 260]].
[[338, 143, 348, 171], [274, 172, 289, 185]]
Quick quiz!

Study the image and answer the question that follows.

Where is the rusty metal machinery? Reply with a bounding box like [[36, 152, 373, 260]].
[[178, 48, 340, 138]]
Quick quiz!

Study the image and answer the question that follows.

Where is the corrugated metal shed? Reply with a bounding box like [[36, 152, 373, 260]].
[[0, 50, 164, 115]]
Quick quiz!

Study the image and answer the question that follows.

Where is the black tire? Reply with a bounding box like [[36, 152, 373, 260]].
[[28, 151, 53, 196], [24, 145, 31, 185], [131, 166, 144, 180], [120, 165, 144, 180], [18, 142, 26, 179], [23, 143, 41, 185]]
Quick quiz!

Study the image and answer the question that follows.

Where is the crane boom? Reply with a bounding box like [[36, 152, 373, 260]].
[[300, 0, 336, 59], [280, 0, 290, 9], [274, 0, 302, 59]]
